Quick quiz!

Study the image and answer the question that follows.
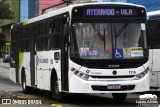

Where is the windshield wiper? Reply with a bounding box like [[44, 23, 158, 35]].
[[91, 23, 104, 41], [115, 23, 129, 38], [113, 23, 129, 49]]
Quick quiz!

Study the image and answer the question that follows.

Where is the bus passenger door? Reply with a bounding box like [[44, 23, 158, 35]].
[[10, 30, 20, 83], [30, 26, 37, 87], [61, 13, 69, 91]]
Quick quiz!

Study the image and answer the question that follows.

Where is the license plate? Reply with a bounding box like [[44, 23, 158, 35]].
[[107, 84, 121, 89]]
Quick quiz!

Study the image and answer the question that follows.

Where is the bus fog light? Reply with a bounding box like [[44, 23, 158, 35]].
[[74, 70, 79, 75], [71, 69, 89, 80], [82, 74, 89, 80], [135, 67, 150, 79], [78, 73, 84, 78]]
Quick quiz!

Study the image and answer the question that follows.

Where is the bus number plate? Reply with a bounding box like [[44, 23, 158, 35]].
[[107, 84, 121, 89]]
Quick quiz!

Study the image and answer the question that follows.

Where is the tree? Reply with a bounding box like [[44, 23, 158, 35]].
[[0, 1, 14, 19]]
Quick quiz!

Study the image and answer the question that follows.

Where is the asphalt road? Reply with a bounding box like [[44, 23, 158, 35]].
[[0, 64, 159, 107]]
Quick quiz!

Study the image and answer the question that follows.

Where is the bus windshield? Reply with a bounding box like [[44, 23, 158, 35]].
[[71, 22, 147, 59]]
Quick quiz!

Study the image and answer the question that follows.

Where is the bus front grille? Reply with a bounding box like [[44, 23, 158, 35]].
[[90, 75, 135, 79]]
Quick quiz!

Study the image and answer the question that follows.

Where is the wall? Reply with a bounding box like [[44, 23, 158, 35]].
[[42, 0, 98, 14], [39, 0, 61, 15]]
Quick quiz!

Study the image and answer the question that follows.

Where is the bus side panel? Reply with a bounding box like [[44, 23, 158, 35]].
[[149, 49, 158, 87], [37, 69, 43, 89], [152, 49, 160, 72], [150, 72, 158, 87], [43, 69, 51, 90], [48, 50, 61, 91], [150, 49, 160, 88], [36, 50, 61, 91], [21, 52, 31, 86], [36, 51, 51, 90], [10, 68, 16, 83]]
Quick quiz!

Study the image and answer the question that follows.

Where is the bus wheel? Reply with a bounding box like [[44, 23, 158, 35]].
[[112, 93, 127, 103], [21, 72, 31, 94], [51, 78, 65, 101]]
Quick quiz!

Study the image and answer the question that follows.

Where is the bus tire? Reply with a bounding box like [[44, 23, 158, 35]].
[[21, 71, 31, 94], [51, 72, 65, 101], [112, 93, 127, 103]]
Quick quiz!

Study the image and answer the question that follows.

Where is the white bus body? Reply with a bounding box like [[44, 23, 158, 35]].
[[10, 2, 150, 101]]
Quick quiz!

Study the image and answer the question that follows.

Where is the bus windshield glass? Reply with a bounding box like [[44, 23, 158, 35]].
[[71, 22, 147, 59]]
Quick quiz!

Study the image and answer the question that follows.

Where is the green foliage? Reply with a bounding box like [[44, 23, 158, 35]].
[[0, 1, 14, 19]]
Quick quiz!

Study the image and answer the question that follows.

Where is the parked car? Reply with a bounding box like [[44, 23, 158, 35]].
[[3, 54, 10, 63]]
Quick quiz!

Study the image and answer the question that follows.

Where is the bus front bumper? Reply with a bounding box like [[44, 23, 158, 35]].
[[68, 73, 149, 93]]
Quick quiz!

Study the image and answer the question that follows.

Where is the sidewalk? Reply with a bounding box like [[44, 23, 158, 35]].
[[0, 58, 10, 68]]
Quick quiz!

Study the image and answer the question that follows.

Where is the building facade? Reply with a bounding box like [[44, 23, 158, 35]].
[[42, 0, 99, 14], [20, 0, 28, 22], [0, 0, 20, 54], [0, 0, 20, 42], [39, 0, 61, 15]]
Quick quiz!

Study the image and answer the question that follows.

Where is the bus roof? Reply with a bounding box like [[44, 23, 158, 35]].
[[147, 10, 160, 16], [147, 10, 160, 20], [12, 2, 146, 29]]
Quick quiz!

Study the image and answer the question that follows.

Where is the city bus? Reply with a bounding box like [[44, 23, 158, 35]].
[[147, 11, 160, 89], [10, 2, 150, 101]]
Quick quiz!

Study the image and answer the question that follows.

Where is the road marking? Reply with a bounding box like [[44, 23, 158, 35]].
[[50, 104, 63, 107], [17, 95, 27, 99]]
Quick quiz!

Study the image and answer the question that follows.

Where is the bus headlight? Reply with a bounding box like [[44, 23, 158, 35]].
[[135, 67, 150, 80], [70, 67, 89, 80]]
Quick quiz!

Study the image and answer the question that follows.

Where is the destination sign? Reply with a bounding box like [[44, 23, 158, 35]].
[[72, 6, 146, 18], [85, 8, 136, 16]]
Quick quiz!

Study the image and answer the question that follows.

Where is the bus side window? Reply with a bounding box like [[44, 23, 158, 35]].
[[48, 18, 53, 50], [20, 29, 24, 51], [37, 20, 49, 51], [45, 19, 49, 34], [147, 27, 153, 48], [155, 21, 160, 48], [11, 31, 16, 61], [55, 19, 60, 32], [50, 18, 60, 50]]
